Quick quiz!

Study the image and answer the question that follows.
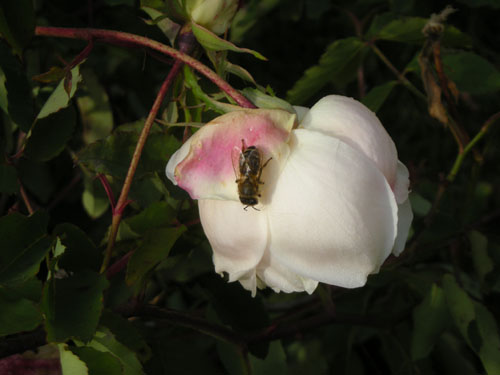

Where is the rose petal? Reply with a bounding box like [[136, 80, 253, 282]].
[[256, 250, 318, 294], [293, 105, 309, 123], [300, 95, 398, 186], [393, 161, 410, 204], [173, 109, 295, 200], [392, 197, 413, 256], [166, 137, 192, 185], [267, 129, 398, 288], [198, 199, 268, 281]]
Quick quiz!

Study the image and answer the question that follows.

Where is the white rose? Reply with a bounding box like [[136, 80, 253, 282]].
[[166, 95, 413, 296]]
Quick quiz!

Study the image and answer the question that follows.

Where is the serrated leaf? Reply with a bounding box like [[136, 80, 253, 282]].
[[42, 270, 109, 343], [25, 106, 76, 162], [88, 328, 145, 375], [124, 201, 176, 235], [59, 344, 89, 375], [192, 23, 267, 60], [361, 81, 398, 112], [286, 37, 365, 105], [442, 51, 500, 95], [0, 211, 50, 286], [71, 346, 123, 375], [0, 42, 34, 131], [36, 64, 82, 120], [0, 291, 42, 337], [0, 163, 18, 193], [126, 226, 186, 286], [0, 0, 35, 56], [53, 223, 102, 273], [411, 284, 450, 360]]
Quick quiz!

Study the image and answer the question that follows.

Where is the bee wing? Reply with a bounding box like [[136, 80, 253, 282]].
[[231, 143, 243, 180]]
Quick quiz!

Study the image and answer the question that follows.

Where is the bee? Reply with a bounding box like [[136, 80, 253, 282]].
[[233, 139, 272, 210]]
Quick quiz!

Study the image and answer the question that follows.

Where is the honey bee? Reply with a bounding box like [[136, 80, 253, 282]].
[[233, 139, 272, 210]]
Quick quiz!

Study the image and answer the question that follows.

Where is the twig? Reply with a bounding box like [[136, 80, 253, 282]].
[[18, 182, 34, 215], [34, 26, 255, 109]]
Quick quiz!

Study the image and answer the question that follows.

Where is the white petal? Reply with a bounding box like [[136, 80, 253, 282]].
[[267, 129, 398, 288], [255, 250, 318, 294], [393, 161, 410, 204], [198, 199, 268, 281], [392, 197, 413, 256], [301, 95, 398, 186]]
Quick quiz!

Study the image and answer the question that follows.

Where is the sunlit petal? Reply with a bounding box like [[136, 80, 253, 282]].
[[267, 129, 398, 288], [300, 95, 398, 186], [198, 199, 268, 281]]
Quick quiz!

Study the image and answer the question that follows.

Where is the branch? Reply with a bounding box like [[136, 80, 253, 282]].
[[34, 26, 255, 109]]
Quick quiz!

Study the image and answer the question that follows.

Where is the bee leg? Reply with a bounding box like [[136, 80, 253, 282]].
[[251, 206, 260, 211], [243, 205, 248, 211], [257, 157, 273, 184]]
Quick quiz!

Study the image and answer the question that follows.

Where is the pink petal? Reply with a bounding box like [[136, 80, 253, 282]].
[[170, 109, 295, 200]]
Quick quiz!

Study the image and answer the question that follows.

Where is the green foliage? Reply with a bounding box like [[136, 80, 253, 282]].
[[1, 0, 499, 374]]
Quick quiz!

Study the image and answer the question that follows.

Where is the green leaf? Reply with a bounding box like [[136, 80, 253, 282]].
[[100, 310, 151, 361], [0, 291, 42, 337], [442, 51, 500, 95], [241, 88, 296, 114], [286, 37, 366, 105], [361, 81, 398, 112], [442, 274, 476, 347], [124, 201, 176, 235], [87, 328, 145, 375], [82, 174, 110, 219], [141, 6, 180, 46], [42, 270, 109, 343], [71, 346, 123, 375], [191, 22, 267, 60], [77, 69, 114, 145], [78, 125, 181, 179], [25, 106, 76, 162], [36, 64, 83, 120], [0, 0, 35, 56], [0, 42, 34, 131], [53, 223, 102, 273], [411, 284, 450, 360], [0, 163, 18, 193], [250, 341, 287, 375], [0, 211, 50, 286], [468, 231, 494, 284], [367, 15, 472, 47], [183, 66, 240, 114], [230, 0, 282, 44], [126, 226, 186, 286], [475, 304, 500, 375], [59, 344, 89, 375]]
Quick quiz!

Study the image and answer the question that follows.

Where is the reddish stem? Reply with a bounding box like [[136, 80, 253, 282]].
[[34, 26, 256, 109]]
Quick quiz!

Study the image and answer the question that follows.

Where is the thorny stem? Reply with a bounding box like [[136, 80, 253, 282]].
[[369, 44, 427, 102], [100, 59, 184, 273], [34, 26, 256, 109]]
